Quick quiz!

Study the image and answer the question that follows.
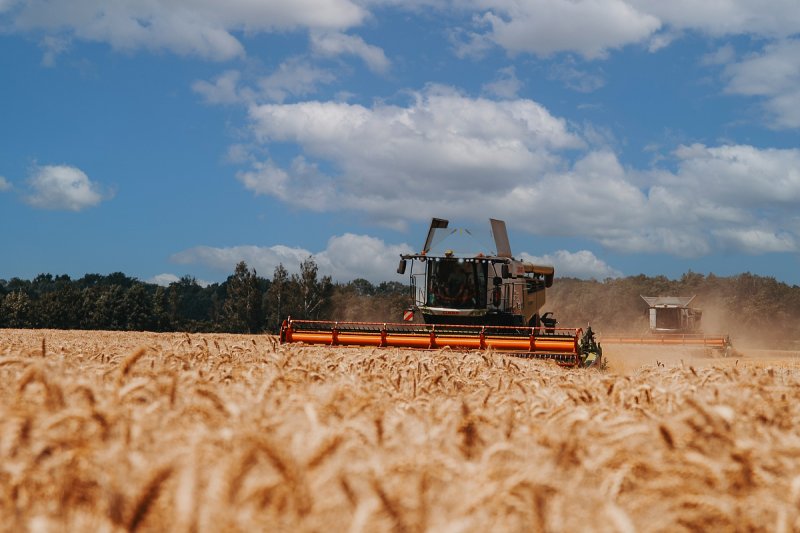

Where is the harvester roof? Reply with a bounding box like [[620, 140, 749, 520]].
[[641, 296, 696, 308]]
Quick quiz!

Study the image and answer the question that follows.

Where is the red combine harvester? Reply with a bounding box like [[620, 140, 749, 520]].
[[280, 218, 602, 367]]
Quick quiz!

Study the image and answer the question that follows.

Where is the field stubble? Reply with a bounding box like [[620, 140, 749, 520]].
[[2, 329, 800, 532]]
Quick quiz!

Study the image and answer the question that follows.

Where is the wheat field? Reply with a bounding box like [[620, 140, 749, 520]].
[[2, 329, 800, 532]]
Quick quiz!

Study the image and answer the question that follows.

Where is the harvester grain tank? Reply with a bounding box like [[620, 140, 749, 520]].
[[280, 218, 602, 368]]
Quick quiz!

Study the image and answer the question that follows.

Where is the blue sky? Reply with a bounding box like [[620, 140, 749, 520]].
[[2, 0, 800, 286]]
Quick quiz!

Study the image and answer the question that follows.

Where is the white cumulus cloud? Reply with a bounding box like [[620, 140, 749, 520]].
[[24, 164, 109, 211], [463, 0, 800, 59], [579, 143, 800, 256], [712, 228, 797, 254], [520, 250, 622, 280], [149, 273, 181, 286], [315, 233, 412, 281], [172, 244, 313, 277], [632, 143, 800, 255], [240, 85, 583, 226], [0, 175, 11, 191], [632, 0, 800, 39], [6, 0, 800, 66], [473, 0, 661, 59], [665, 143, 800, 208], [148, 273, 211, 287], [234, 85, 800, 257], [4, 0, 366, 60], [171, 234, 413, 283], [723, 39, 800, 129]]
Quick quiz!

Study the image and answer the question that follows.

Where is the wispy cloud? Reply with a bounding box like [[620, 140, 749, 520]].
[[548, 59, 605, 93], [39, 34, 70, 66], [257, 58, 337, 103], [192, 70, 244, 105], [482, 66, 522, 99], [701, 44, 736, 67], [310, 31, 390, 73], [192, 60, 337, 105]]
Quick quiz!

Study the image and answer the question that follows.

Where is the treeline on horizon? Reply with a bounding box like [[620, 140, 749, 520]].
[[0, 259, 408, 334], [1, 263, 799, 347]]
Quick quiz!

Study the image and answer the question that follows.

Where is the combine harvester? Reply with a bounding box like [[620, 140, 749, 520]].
[[600, 296, 734, 357], [280, 218, 602, 368]]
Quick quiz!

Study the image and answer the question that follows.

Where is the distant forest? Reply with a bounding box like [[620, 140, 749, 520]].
[[0, 259, 408, 334], [2, 263, 799, 347]]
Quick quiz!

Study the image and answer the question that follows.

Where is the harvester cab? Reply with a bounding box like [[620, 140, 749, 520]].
[[397, 218, 554, 328], [280, 217, 602, 368]]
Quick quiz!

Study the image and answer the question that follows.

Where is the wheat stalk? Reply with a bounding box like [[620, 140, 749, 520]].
[[127, 465, 174, 532]]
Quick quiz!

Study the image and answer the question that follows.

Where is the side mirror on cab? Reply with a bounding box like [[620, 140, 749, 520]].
[[397, 259, 407, 275]]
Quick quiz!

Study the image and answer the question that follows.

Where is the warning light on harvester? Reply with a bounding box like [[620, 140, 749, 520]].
[[403, 309, 415, 321]]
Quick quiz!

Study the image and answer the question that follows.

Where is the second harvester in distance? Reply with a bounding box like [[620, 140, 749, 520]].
[[281, 218, 602, 367]]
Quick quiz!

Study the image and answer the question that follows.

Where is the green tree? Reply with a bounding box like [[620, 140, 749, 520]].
[[167, 283, 181, 327], [123, 283, 153, 331], [266, 263, 291, 332], [38, 280, 80, 329], [166, 276, 217, 331], [1, 290, 33, 328], [349, 278, 375, 296], [293, 257, 332, 319], [221, 261, 263, 333], [81, 285, 126, 330], [152, 286, 172, 331]]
